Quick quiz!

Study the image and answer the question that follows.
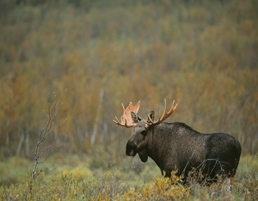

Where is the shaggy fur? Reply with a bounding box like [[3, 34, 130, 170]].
[[126, 113, 241, 185]]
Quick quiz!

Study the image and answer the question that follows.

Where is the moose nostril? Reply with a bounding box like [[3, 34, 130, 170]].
[[128, 141, 137, 148]]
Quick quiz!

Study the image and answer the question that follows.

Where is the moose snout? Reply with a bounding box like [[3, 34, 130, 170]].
[[126, 141, 137, 156]]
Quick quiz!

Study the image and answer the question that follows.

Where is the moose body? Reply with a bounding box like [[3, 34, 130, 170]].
[[127, 121, 241, 184], [114, 100, 241, 184]]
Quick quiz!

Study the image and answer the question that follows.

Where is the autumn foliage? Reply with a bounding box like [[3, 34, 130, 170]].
[[1, 0, 257, 158]]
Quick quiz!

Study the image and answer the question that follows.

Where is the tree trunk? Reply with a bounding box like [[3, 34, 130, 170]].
[[25, 129, 30, 157], [91, 77, 106, 145], [16, 133, 25, 156]]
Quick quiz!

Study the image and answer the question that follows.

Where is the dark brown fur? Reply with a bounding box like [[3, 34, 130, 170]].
[[126, 112, 241, 184]]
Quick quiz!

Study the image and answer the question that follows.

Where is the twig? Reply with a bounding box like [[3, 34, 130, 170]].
[[31, 93, 62, 180]]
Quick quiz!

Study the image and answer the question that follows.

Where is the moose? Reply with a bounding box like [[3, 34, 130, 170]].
[[113, 100, 241, 185]]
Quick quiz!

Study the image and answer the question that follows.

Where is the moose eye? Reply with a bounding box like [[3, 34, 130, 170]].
[[141, 130, 147, 136]]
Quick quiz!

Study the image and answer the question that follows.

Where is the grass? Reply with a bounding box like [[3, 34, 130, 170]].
[[0, 153, 257, 200]]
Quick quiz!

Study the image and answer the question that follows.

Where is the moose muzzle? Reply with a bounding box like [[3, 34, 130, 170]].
[[126, 141, 138, 156]]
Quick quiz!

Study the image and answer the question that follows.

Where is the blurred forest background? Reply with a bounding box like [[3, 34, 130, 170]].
[[0, 0, 257, 163]]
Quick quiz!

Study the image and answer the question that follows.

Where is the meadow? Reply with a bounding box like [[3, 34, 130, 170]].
[[0, 0, 258, 200], [0, 153, 258, 200]]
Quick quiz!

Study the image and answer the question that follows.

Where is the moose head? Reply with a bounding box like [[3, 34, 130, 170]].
[[113, 99, 178, 162]]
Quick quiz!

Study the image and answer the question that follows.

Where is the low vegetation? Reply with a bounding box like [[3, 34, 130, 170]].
[[0, 153, 257, 200]]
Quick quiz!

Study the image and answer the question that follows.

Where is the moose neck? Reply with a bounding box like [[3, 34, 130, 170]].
[[145, 125, 171, 165]]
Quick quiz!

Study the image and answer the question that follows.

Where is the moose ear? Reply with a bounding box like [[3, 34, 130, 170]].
[[138, 150, 148, 162], [131, 112, 142, 123], [147, 111, 155, 123]]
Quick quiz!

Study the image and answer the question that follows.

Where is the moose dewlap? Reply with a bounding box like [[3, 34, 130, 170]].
[[113, 100, 241, 184]]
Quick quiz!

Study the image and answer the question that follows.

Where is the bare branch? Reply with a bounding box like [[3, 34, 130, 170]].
[[31, 92, 63, 180]]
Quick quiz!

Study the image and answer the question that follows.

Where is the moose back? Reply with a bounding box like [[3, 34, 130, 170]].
[[113, 100, 241, 184]]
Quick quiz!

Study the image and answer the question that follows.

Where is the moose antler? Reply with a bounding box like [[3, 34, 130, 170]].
[[113, 101, 141, 127], [146, 99, 178, 127]]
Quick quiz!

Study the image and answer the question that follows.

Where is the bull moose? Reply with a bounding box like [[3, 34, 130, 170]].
[[113, 100, 241, 184]]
